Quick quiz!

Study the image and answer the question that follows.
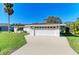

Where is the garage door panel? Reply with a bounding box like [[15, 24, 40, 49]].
[[35, 29, 60, 36]]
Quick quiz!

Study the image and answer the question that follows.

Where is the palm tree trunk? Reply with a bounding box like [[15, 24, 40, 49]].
[[8, 15, 10, 33]]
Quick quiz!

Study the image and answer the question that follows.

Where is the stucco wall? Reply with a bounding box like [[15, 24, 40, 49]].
[[14, 24, 66, 36], [14, 26, 18, 33]]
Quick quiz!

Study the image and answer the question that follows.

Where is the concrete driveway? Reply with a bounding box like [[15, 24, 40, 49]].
[[11, 36, 76, 55]]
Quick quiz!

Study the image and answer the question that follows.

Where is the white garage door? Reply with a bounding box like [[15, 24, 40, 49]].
[[34, 29, 60, 36]]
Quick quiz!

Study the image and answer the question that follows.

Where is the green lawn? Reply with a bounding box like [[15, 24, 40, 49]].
[[0, 32, 26, 55], [67, 36, 79, 54]]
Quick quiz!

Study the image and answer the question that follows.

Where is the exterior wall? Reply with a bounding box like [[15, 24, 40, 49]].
[[14, 26, 18, 33], [14, 24, 66, 36], [0, 26, 14, 31], [0, 26, 8, 31], [24, 27, 34, 36]]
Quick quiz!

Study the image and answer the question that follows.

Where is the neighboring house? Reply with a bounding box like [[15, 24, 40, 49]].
[[0, 23, 14, 31], [14, 23, 66, 37]]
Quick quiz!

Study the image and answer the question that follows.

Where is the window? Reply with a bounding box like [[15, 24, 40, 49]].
[[53, 27, 56, 28], [50, 27, 52, 28], [0, 27, 1, 31]]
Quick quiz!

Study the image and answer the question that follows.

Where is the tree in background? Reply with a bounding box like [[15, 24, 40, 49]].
[[65, 18, 79, 35], [74, 18, 79, 34], [4, 3, 14, 32], [44, 16, 62, 24]]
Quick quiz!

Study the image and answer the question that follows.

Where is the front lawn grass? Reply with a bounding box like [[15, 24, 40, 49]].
[[67, 36, 79, 54], [0, 32, 26, 55]]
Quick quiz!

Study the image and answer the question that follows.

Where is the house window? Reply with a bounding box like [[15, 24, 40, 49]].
[[17, 27, 23, 31], [50, 27, 52, 28], [0, 27, 1, 31], [53, 26, 56, 28]]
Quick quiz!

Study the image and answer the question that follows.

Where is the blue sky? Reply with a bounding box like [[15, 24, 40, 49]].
[[0, 3, 79, 24]]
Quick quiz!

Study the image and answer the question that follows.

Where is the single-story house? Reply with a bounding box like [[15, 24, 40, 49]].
[[14, 23, 66, 37], [0, 23, 14, 31]]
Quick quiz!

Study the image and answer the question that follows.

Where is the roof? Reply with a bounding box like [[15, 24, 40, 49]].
[[15, 23, 66, 27], [0, 23, 8, 26], [15, 24, 26, 26], [25, 24, 66, 27], [32, 23, 47, 25], [15, 22, 59, 25], [15, 23, 66, 26]]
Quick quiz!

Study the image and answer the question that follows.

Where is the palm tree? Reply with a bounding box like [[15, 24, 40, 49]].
[[4, 3, 14, 32]]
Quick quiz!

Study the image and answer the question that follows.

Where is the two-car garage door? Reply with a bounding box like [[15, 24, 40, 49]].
[[33, 29, 60, 36]]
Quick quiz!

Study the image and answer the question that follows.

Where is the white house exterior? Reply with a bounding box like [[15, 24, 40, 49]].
[[14, 24, 66, 37]]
